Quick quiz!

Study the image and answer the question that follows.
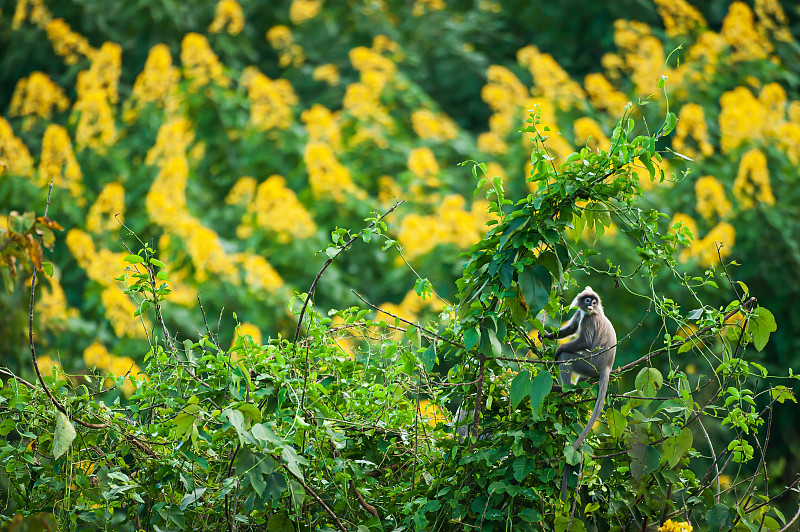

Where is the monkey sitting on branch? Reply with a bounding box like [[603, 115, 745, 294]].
[[541, 286, 617, 501]]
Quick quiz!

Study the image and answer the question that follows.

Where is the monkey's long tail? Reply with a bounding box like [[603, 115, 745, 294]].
[[559, 365, 612, 501]]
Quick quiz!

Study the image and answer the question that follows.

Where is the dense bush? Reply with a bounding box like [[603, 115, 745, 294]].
[[1, 0, 800, 530]]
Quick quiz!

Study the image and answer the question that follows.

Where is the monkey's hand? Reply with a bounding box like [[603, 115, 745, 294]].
[[538, 329, 554, 342]]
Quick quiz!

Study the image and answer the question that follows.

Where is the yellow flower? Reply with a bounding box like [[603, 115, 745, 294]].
[[313, 64, 340, 86], [419, 399, 449, 427], [13, 0, 54, 29], [38, 273, 79, 331], [517, 45, 585, 110], [181, 33, 231, 88], [241, 67, 298, 130], [44, 18, 95, 65], [226, 176, 257, 205], [266, 25, 305, 68], [125, 44, 181, 119], [695, 176, 731, 220], [343, 82, 393, 128], [721, 2, 773, 61], [412, 0, 445, 16], [759, 82, 786, 137], [209, 0, 244, 35], [102, 286, 147, 338], [9, 72, 70, 120], [233, 322, 262, 347], [350, 46, 396, 93], [658, 519, 693, 532], [482, 65, 528, 114], [146, 117, 195, 167], [411, 109, 459, 142], [38, 124, 83, 202], [146, 155, 189, 225], [87, 183, 125, 233], [477, 132, 508, 155], [673, 103, 714, 160], [652, 0, 706, 36], [719, 87, 763, 154], [408, 147, 440, 185], [289, 0, 321, 24], [733, 149, 774, 209], [301, 104, 342, 150], [0, 117, 34, 176], [573, 117, 610, 152], [243, 175, 317, 243], [584, 73, 628, 116], [235, 253, 284, 293], [754, 0, 793, 42], [304, 142, 366, 202]]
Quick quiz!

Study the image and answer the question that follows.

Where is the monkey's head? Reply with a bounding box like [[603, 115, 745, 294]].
[[572, 286, 602, 314]]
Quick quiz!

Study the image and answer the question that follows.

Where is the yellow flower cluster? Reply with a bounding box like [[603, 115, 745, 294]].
[[181, 33, 231, 89], [721, 2, 773, 62], [343, 82, 394, 134], [694, 176, 731, 220], [145, 117, 195, 166], [9, 72, 70, 121], [302, 104, 342, 150], [209, 0, 244, 35], [83, 341, 144, 396], [37, 273, 79, 331], [670, 213, 734, 267], [44, 18, 95, 65], [241, 67, 298, 131], [733, 149, 775, 209], [673, 103, 714, 160], [125, 44, 181, 120], [232, 322, 262, 351], [718, 87, 763, 154], [38, 124, 83, 202], [236, 253, 284, 294], [12, 0, 52, 30], [611, 20, 664, 95], [408, 147, 440, 186], [0, 117, 34, 176], [658, 519, 693, 532], [517, 45, 585, 110], [267, 25, 305, 68], [584, 73, 628, 116], [411, 109, 458, 142], [234, 174, 317, 243], [87, 183, 125, 233], [289, 0, 322, 24], [313, 64, 340, 86], [754, 0, 793, 43], [412, 0, 445, 16], [350, 45, 397, 94], [397, 195, 492, 260], [478, 65, 529, 154], [71, 43, 121, 152], [573, 117, 610, 152], [652, 0, 706, 36], [66, 229, 147, 338], [304, 142, 366, 202]]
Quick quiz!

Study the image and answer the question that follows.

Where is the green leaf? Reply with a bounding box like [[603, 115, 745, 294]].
[[512, 456, 528, 482], [266, 513, 295, 532], [41, 262, 54, 277], [463, 327, 480, 351], [510, 370, 532, 410], [179, 487, 207, 511], [628, 443, 660, 480], [124, 254, 144, 264], [635, 367, 663, 396], [770, 386, 796, 404], [555, 514, 586, 532], [706, 504, 734, 532], [236, 402, 262, 423], [421, 344, 436, 372], [662, 427, 693, 468], [529, 370, 553, 419], [53, 411, 77, 459], [222, 408, 257, 446], [406, 325, 421, 348], [265, 473, 288, 501], [479, 326, 502, 357], [748, 306, 777, 351], [606, 409, 627, 439]]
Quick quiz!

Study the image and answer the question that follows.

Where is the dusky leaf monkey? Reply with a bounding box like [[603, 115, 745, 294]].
[[541, 286, 617, 501]]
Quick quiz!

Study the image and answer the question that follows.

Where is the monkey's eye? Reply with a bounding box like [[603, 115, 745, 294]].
[[584, 297, 593, 305]]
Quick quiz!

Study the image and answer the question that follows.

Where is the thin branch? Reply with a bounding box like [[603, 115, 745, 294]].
[[279, 462, 347, 532]]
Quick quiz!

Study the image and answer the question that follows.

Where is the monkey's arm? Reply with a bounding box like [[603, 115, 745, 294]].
[[542, 310, 580, 340]]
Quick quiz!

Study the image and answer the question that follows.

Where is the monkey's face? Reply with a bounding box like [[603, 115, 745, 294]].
[[578, 294, 599, 314]]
